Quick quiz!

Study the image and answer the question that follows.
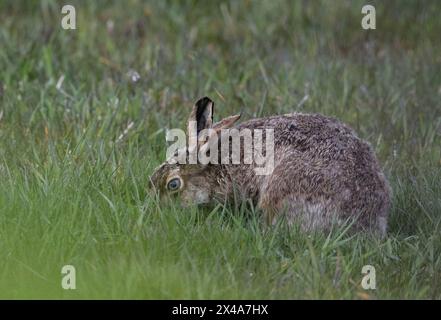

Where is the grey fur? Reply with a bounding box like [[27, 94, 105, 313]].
[[150, 97, 392, 236]]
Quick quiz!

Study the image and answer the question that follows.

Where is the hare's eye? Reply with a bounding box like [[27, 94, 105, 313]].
[[167, 178, 182, 191]]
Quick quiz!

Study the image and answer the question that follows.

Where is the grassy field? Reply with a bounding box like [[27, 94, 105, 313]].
[[0, 0, 440, 299]]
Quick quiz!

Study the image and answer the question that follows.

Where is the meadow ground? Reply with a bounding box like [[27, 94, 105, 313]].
[[0, 0, 440, 299]]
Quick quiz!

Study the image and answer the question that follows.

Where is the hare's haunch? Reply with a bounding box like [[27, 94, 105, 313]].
[[150, 97, 391, 235]]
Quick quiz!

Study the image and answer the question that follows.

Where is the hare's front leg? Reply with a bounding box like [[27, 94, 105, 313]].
[[256, 162, 299, 226], [258, 201, 280, 225], [257, 187, 291, 226]]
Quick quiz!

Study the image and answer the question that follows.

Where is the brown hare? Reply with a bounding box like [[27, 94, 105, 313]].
[[150, 97, 391, 236]]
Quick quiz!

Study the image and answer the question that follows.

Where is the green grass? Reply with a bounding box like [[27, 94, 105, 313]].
[[0, 0, 440, 299]]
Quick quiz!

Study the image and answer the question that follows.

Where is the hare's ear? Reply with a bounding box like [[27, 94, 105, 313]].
[[212, 113, 241, 133], [198, 113, 241, 159], [149, 163, 167, 191], [188, 97, 214, 136]]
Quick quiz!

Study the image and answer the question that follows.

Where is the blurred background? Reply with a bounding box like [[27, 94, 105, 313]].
[[1, 1, 440, 164]]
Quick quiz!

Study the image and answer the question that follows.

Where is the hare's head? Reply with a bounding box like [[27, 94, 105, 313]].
[[149, 97, 240, 206]]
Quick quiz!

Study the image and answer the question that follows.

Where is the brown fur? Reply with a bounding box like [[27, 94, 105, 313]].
[[150, 97, 392, 236]]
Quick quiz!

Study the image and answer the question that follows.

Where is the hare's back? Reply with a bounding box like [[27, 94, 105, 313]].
[[237, 112, 358, 153], [237, 112, 387, 196]]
